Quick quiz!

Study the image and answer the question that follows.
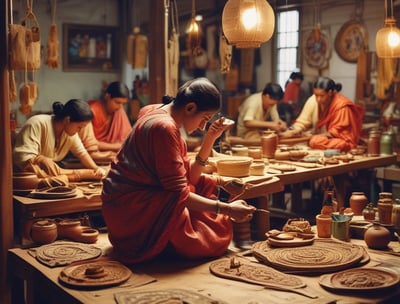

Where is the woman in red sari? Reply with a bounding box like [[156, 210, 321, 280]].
[[102, 78, 255, 264], [308, 77, 365, 152]]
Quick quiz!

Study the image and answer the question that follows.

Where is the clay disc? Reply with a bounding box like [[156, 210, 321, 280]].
[[319, 267, 399, 292], [252, 238, 368, 274], [59, 259, 132, 289], [114, 289, 228, 304], [209, 257, 305, 288]]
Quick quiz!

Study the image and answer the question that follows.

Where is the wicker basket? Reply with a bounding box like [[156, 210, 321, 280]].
[[216, 157, 252, 177]]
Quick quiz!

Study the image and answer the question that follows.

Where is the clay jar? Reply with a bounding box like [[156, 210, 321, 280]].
[[364, 223, 391, 249], [349, 192, 368, 216], [31, 219, 58, 244], [261, 131, 278, 158], [13, 172, 40, 190], [57, 219, 82, 240]]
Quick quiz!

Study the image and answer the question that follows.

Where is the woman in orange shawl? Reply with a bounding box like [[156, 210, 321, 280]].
[[88, 81, 132, 152], [102, 78, 255, 264], [308, 77, 365, 152]]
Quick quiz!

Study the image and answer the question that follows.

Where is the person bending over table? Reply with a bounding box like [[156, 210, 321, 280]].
[[236, 83, 287, 140], [280, 76, 365, 152], [82, 81, 132, 153], [13, 99, 106, 185], [102, 77, 255, 264]]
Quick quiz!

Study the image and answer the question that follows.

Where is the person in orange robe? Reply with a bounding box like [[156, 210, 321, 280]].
[[88, 81, 132, 152], [308, 77, 365, 152], [102, 78, 255, 264]]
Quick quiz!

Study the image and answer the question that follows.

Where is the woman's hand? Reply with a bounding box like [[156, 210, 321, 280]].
[[228, 200, 256, 223], [94, 167, 108, 179], [205, 117, 234, 141]]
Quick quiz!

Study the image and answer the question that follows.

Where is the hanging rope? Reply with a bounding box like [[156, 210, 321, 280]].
[[45, 0, 59, 68]]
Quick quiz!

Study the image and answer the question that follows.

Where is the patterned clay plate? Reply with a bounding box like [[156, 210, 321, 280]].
[[28, 186, 78, 199], [319, 267, 400, 292], [252, 238, 367, 274], [114, 289, 229, 304], [59, 259, 132, 289]]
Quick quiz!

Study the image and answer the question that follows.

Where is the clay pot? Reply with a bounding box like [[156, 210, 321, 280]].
[[261, 131, 278, 158], [349, 192, 368, 216], [78, 227, 99, 244], [13, 172, 40, 190], [31, 219, 58, 244], [57, 219, 82, 240], [362, 203, 376, 222], [364, 223, 391, 249]]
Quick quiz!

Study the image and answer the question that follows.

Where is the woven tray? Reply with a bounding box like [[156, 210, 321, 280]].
[[252, 239, 369, 274], [114, 289, 228, 304], [319, 267, 400, 292]]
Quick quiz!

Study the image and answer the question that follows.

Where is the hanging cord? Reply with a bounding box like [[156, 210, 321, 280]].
[[51, 0, 57, 24]]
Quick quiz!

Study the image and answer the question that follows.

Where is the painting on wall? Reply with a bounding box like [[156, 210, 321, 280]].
[[62, 23, 120, 72]]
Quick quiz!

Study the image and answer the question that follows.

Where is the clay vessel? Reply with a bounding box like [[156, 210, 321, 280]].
[[13, 172, 40, 190], [364, 223, 391, 249], [261, 131, 278, 158], [57, 219, 82, 240], [31, 219, 58, 244], [362, 203, 376, 222], [349, 192, 368, 215]]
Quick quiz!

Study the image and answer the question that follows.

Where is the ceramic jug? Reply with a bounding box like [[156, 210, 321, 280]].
[[349, 192, 368, 215], [261, 131, 278, 158]]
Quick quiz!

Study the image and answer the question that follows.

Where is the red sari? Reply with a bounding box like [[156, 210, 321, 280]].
[[102, 106, 232, 264], [89, 100, 131, 143], [309, 94, 365, 152]]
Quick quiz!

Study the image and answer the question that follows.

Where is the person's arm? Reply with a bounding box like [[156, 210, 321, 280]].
[[97, 140, 122, 152], [244, 119, 284, 132]]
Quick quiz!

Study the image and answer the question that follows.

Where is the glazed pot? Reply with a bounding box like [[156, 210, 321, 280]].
[[31, 219, 58, 244], [349, 192, 368, 216], [364, 223, 391, 249]]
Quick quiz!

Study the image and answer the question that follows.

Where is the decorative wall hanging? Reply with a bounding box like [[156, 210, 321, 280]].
[[63, 23, 119, 72], [302, 28, 331, 70], [334, 20, 368, 63], [45, 0, 59, 69]]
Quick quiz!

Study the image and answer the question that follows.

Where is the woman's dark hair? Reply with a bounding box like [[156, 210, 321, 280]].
[[105, 81, 130, 98], [262, 83, 284, 100], [53, 99, 94, 122], [314, 76, 342, 93], [290, 71, 304, 81], [162, 77, 221, 112]]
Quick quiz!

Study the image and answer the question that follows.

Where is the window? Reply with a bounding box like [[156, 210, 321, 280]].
[[276, 9, 300, 89]]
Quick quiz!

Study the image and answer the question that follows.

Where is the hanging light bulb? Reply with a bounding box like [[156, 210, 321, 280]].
[[186, 0, 202, 55], [376, 0, 400, 58], [222, 0, 275, 48]]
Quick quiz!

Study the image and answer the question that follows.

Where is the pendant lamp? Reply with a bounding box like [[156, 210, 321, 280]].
[[222, 0, 275, 48], [186, 0, 202, 55], [376, 0, 400, 58]]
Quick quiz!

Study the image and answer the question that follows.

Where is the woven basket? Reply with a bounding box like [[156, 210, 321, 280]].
[[216, 157, 252, 177]]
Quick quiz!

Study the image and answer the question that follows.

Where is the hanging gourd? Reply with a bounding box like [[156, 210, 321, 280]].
[[45, 0, 59, 69]]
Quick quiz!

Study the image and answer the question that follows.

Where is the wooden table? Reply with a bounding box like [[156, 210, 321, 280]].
[[8, 232, 400, 304], [13, 183, 102, 245], [267, 153, 397, 213]]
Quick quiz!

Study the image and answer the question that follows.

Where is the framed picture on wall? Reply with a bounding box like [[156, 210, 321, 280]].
[[62, 23, 120, 72]]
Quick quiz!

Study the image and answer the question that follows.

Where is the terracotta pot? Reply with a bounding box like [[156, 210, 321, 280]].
[[349, 192, 368, 215], [364, 223, 391, 249], [57, 219, 82, 240], [31, 219, 58, 244], [13, 172, 40, 190], [362, 203, 376, 222], [261, 131, 278, 158]]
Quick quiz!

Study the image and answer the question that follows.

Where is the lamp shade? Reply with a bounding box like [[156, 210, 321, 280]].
[[222, 0, 275, 48], [376, 17, 400, 58]]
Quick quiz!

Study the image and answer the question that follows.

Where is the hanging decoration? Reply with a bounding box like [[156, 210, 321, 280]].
[[222, 0, 275, 48], [126, 27, 148, 69], [219, 31, 232, 74], [376, 0, 400, 58], [45, 0, 59, 68], [334, 2, 368, 63], [186, 0, 201, 55], [165, 0, 180, 96]]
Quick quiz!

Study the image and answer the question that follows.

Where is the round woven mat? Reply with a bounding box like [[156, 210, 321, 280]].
[[59, 259, 132, 289], [252, 238, 368, 274], [31, 241, 102, 267], [114, 289, 228, 304], [209, 257, 305, 288]]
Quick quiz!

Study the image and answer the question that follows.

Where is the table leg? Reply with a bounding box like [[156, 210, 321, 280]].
[[250, 196, 270, 241], [332, 173, 348, 210], [290, 183, 303, 214]]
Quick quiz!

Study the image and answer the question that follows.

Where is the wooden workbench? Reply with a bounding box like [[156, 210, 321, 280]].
[[8, 232, 400, 304]]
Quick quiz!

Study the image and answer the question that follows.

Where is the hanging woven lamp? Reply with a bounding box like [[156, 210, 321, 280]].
[[376, 0, 400, 58], [222, 0, 275, 48], [186, 0, 202, 55]]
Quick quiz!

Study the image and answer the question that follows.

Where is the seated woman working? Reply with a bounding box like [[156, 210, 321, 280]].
[[280, 77, 365, 152], [84, 81, 132, 152], [13, 99, 106, 187], [102, 78, 255, 264]]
